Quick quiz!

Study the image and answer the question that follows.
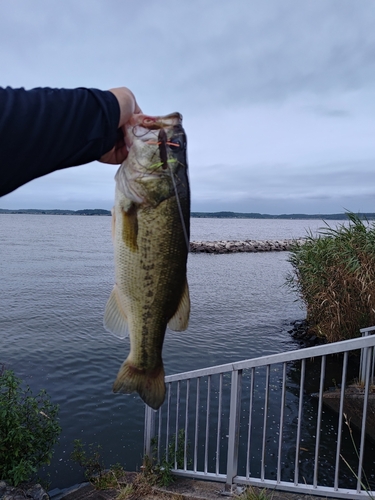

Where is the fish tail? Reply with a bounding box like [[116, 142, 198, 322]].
[[113, 359, 166, 410]]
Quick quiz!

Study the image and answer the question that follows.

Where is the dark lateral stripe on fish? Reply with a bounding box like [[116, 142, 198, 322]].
[[158, 128, 168, 170]]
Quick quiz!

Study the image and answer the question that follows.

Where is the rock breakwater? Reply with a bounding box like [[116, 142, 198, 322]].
[[0, 482, 49, 500], [190, 238, 305, 254]]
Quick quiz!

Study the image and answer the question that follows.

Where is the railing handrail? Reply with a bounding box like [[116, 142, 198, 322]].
[[165, 334, 375, 382]]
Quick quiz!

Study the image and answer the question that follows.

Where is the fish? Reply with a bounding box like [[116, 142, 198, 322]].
[[104, 112, 190, 410]]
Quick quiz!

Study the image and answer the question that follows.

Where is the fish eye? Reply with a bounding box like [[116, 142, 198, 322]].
[[167, 137, 185, 152]]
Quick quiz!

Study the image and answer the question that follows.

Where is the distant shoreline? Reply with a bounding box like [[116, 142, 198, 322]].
[[1, 209, 375, 220]]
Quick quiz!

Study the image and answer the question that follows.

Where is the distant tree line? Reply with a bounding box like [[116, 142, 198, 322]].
[[191, 211, 375, 220], [2, 208, 375, 220], [0, 208, 111, 215]]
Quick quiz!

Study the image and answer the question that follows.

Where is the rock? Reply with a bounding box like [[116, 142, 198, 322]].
[[0, 482, 49, 500], [288, 319, 325, 347], [0, 483, 7, 497], [189, 238, 306, 254], [26, 485, 49, 500]]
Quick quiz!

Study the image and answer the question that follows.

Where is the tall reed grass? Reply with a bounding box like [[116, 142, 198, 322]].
[[286, 213, 375, 342]]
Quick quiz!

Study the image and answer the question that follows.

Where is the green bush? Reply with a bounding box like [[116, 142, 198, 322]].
[[286, 213, 375, 342], [145, 429, 190, 487], [0, 367, 61, 486], [70, 440, 127, 490]]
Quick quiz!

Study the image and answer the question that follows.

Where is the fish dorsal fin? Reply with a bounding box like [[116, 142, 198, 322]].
[[167, 279, 190, 331], [103, 285, 129, 339]]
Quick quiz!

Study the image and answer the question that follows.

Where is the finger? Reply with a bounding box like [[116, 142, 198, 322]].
[[134, 102, 142, 114], [99, 140, 128, 164]]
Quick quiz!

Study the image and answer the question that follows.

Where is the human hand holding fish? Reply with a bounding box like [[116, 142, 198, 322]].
[[99, 87, 142, 164]]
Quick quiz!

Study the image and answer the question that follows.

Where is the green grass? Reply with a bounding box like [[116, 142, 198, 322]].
[[286, 212, 375, 342], [235, 486, 273, 499]]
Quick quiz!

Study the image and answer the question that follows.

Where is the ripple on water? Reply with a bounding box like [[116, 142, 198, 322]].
[[0, 215, 317, 488]]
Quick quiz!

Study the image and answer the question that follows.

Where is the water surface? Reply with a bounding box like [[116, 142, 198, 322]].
[[0, 215, 345, 487]]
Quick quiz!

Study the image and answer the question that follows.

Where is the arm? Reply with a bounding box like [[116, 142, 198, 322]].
[[100, 87, 142, 164], [0, 86, 140, 197]]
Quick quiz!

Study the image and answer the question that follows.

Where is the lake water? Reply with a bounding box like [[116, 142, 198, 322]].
[[0, 215, 357, 488]]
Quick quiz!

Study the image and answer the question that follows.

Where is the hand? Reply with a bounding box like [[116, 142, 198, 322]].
[[99, 87, 142, 164]]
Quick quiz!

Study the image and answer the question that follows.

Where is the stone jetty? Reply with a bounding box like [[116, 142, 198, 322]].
[[189, 238, 305, 254]]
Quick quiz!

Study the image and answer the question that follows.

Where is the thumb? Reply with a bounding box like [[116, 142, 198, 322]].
[[109, 87, 142, 127]]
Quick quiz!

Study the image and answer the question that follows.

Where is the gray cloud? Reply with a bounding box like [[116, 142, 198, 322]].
[[1, 0, 375, 213], [190, 159, 375, 211], [145, 0, 375, 108], [3, 1, 375, 106], [307, 106, 351, 118]]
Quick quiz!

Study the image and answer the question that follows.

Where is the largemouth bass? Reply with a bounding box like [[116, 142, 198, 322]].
[[104, 112, 190, 410]]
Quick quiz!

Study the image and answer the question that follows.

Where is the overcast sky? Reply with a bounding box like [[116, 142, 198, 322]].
[[2, 0, 375, 214]]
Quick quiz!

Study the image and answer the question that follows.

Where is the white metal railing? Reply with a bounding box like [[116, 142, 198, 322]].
[[360, 326, 375, 384], [144, 331, 375, 498]]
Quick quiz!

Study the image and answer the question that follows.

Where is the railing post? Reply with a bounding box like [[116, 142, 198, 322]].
[[144, 405, 156, 460], [225, 369, 242, 491], [359, 326, 375, 384], [357, 346, 372, 492]]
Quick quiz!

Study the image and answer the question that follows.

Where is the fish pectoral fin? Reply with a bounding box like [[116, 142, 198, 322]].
[[113, 359, 166, 410], [167, 278, 190, 331], [121, 204, 138, 252], [103, 286, 129, 339]]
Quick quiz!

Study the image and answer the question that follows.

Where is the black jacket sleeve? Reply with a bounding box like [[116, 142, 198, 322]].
[[0, 87, 120, 197]]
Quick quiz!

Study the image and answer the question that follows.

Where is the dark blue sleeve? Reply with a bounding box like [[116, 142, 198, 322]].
[[0, 87, 120, 197]]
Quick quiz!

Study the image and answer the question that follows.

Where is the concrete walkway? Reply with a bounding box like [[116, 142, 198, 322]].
[[52, 475, 344, 500]]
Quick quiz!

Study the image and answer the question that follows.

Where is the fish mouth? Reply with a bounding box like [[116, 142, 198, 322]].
[[126, 113, 183, 154], [140, 112, 182, 130], [126, 113, 182, 145], [127, 111, 182, 138]]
